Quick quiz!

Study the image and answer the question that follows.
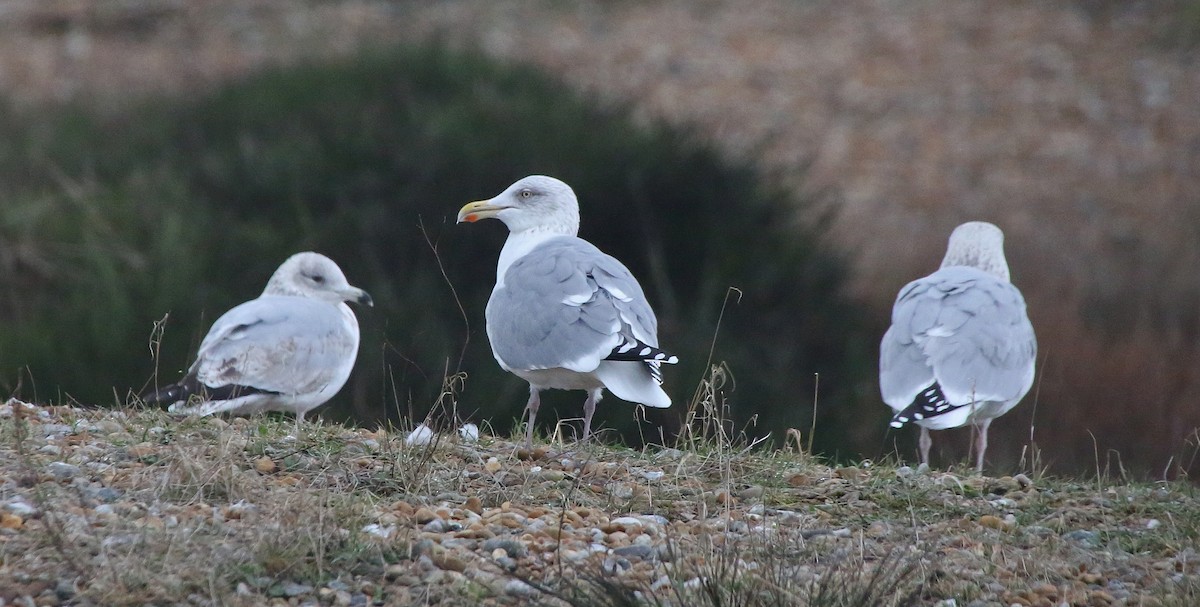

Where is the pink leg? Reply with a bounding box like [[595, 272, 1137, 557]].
[[524, 387, 541, 447], [974, 418, 992, 472], [919, 426, 932, 467], [581, 388, 603, 442]]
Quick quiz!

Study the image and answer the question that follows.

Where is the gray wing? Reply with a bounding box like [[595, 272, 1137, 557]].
[[880, 266, 1036, 410], [192, 295, 358, 395], [487, 237, 661, 372]]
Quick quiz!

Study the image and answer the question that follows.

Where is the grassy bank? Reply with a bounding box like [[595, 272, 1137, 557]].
[[0, 399, 1195, 606]]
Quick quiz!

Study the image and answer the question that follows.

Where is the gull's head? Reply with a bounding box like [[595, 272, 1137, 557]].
[[457, 175, 580, 236], [264, 252, 374, 306], [941, 221, 1010, 281]]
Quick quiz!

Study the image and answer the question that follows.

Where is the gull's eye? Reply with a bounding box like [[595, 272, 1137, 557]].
[[519, 189, 533, 199], [309, 273, 325, 284]]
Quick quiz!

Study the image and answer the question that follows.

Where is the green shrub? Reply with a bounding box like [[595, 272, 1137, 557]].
[[0, 45, 873, 454]]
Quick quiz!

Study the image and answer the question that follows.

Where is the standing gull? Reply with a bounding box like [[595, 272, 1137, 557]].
[[144, 252, 373, 422], [457, 175, 678, 445], [880, 222, 1036, 471]]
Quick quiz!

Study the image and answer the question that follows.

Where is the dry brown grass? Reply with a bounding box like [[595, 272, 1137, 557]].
[[0, 398, 1197, 605]]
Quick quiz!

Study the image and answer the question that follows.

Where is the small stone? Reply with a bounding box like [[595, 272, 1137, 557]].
[[458, 423, 479, 442], [464, 496, 483, 514], [504, 579, 537, 597], [988, 476, 1021, 495], [786, 473, 811, 486], [738, 486, 764, 500], [279, 581, 313, 597], [483, 538, 527, 558], [414, 508, 438, 524], [431, 549, 467, 572], [0, 512, 23, 529], [1063, 530, 1099, 546], [835, 466, 865, 481], [254, 457, 276, 474], [612, 544, 654, 560], [422, 518, 449, 533], [979, 515, 1010, 531], [54, 579, 77, 600], [484, 457, 502, 473], [47, 462, 81, 480], [384, 564, 408, 580], [6, 500, 37, 516], [94, 420, 124, 434], [406, 424, 435, 446]]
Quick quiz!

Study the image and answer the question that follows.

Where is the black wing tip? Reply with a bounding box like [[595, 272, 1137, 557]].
[[139, 376, 195, 405], [605, 337, 679, 364], [890, 382, 965, 428], [140, 376, 279, 407]]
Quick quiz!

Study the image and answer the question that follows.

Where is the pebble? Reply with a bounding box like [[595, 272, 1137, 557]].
[[482, 538, 527, 558], [458, 423, 479, 442], [980, 515, 1013, 531], [47, 462, 81, 480], [422, 518, 449, 533], [612, 544, 654, 560], [835, 466, 865, 481], [277, 581, 312, 597], [430, 548, 468, 572], [5, 500, 36, 516], [504, 579, 538, 597], [93, 420, 124, 434], [406, 424, 435, 446], [1063, 530, 1099, 546]]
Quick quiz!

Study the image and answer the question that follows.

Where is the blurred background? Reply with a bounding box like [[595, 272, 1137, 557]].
[[0, 0, 1197, 477]]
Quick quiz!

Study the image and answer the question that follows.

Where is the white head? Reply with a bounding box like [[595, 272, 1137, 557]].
[[940, 221, 1010, 281], [263, 252, 374, 306], [456, 175, 580, 236]]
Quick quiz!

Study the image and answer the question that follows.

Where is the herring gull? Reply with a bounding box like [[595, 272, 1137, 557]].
[[880, 222, 1036, 471], [144, 252, 373, 422], [457, 175, 678, 445]]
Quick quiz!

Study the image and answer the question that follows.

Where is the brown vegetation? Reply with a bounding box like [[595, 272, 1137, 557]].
[[1, 399, 1197, 605]]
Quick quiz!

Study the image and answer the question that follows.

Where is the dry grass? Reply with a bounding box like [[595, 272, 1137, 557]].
[[0, 398, 1196, 605]]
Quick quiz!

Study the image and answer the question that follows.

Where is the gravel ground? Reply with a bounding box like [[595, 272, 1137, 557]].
[[0, 399, 1196, 606]]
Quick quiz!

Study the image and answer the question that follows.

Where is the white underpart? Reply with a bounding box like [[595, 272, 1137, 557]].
[[495, 230, 560, 290]]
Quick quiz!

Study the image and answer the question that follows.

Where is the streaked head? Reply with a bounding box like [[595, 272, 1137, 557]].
[[941, 221, 1010, 281], [457, 175, 581, 236], [264, 252, 374, 306]]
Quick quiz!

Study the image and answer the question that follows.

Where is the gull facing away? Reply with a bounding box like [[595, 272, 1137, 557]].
[[457, 175, 678, 446], [143, 252, 373, 422], [880, 222, 1037, 471]]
